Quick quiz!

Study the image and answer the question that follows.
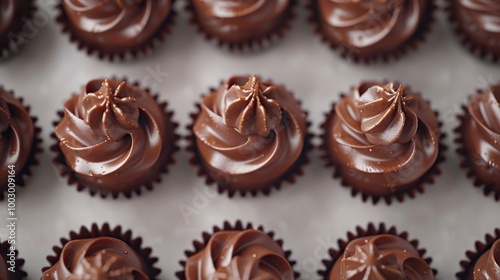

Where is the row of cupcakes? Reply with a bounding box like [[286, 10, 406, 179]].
[[0, 75, 498, 204], [1, 0, 499, 63], [1, 221, 498, 279]]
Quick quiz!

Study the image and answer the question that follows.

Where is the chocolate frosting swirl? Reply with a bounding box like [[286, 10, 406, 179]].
[[473, 239, 500, 279], [55, 79, 172, 192], [193, 75, 306, 191], [317, 0, 427, 57], [62, 0, 172, 53], [0, 87, 34, 191], [326, 82, 439, 195], [330, 234, 433, 280], [185, 229, 294, 280], [464, 84, 500, 186], [453, 0, 500, 53], [191, 0, 290, 42], [42, 237, 148, 280], [0, 0, 16, 36]]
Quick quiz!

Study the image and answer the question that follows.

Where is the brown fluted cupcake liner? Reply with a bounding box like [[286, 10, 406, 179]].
[[42, 223, 161, 279], [185, 0, 296, 52], [50, 78, 180, 199], [456, 228, 500, 279], [187, 80, 313, 198], [454, 96, 500, 201], [320, 86, 446, 205], [307, 0, 436, 63], [446, 2, 499, 63], [0, 240, 27, 279], [176, 220, 299, 280], [318, 222, 437, 279], [55, 0, 177, 61], [0, 88, 42, 201], [0, 0, 37, 60]]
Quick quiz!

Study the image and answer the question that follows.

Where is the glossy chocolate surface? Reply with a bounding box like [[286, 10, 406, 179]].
[[325, 82, 440, 196], [330, 234, 433, 280], [62, 0, 172, 53], [193, 75, 307, 191], [0, 0, 31, 45], [452, 0, 500, 55], [184, 229, 294, 280], [191, 0, 290, 43], [0, 87, 34, 191], [463, 84, 500, 189], [55, 79, 174, 192], [42, 237, 148, 280], [473, 240, 500, 280], [317, 0, 428, 57]]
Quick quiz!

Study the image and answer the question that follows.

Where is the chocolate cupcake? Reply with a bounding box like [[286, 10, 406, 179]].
[[42, 223, 161, 279], [455, 83, 500, 201], [176, 221, 298, 280], [51, 78, 179, 198], [318, 223, 436, 280], [0, 0, 36, 59], [186, 0, 295, 51], [0, 240, 27, 279], [321, 81, 445, 204], [448, 0, 500, 63], [456, 228, 500, 279], [56, 0, 176, 60], [188, 75, 312, 197], [0, 86, 42, 201], [308, 0, 436, 63]]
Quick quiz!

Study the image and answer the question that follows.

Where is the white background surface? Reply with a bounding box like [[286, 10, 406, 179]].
[[0, 0, 499, 279]]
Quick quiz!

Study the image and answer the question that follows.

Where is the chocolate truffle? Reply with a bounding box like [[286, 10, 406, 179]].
[[310, 0, 435, 62], [42, 237, 149, 279], [449, 0, 500, 62], [0, 0, 36, 59], [187, 0, 294, 49], [330, 235, 433, 280], [56, 0, 175, 59], [53, 78, 177, 198], [456, 83, 500, 200], [322, 82, 443, 204], [190, 75, 309, 196], [0, 86, 40, 198], [472, 240, 500, 279]]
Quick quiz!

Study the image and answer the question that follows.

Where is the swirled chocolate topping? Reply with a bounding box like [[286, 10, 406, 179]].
[[473, 240, 500, 280], [317, 0, 427, 57], [42, 237, 148, 280], [55, 79, 174, 192], [62, 0, 172, 53], [463, 84, 500, 187], [0, 0, 31, 41], [452, 0, 500, 54], [191, 0, 290, 43], [193, 75, 306, 191], [330, 234, 433, 280], [0, 87, 34, 191], [185, 229, 294, 280], [325, 82, 439, 196]]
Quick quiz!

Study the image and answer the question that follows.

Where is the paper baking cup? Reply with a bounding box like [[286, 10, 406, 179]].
[[42, 223, 161, 279], [176, 220, 299, 280], [51, 78, 180, 199], [55, 0, 177, 61], [185, 0, 296, 52], [0, 240, 27, 279], [307, 0, 436, 63], [318, 222, 437, 280]]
